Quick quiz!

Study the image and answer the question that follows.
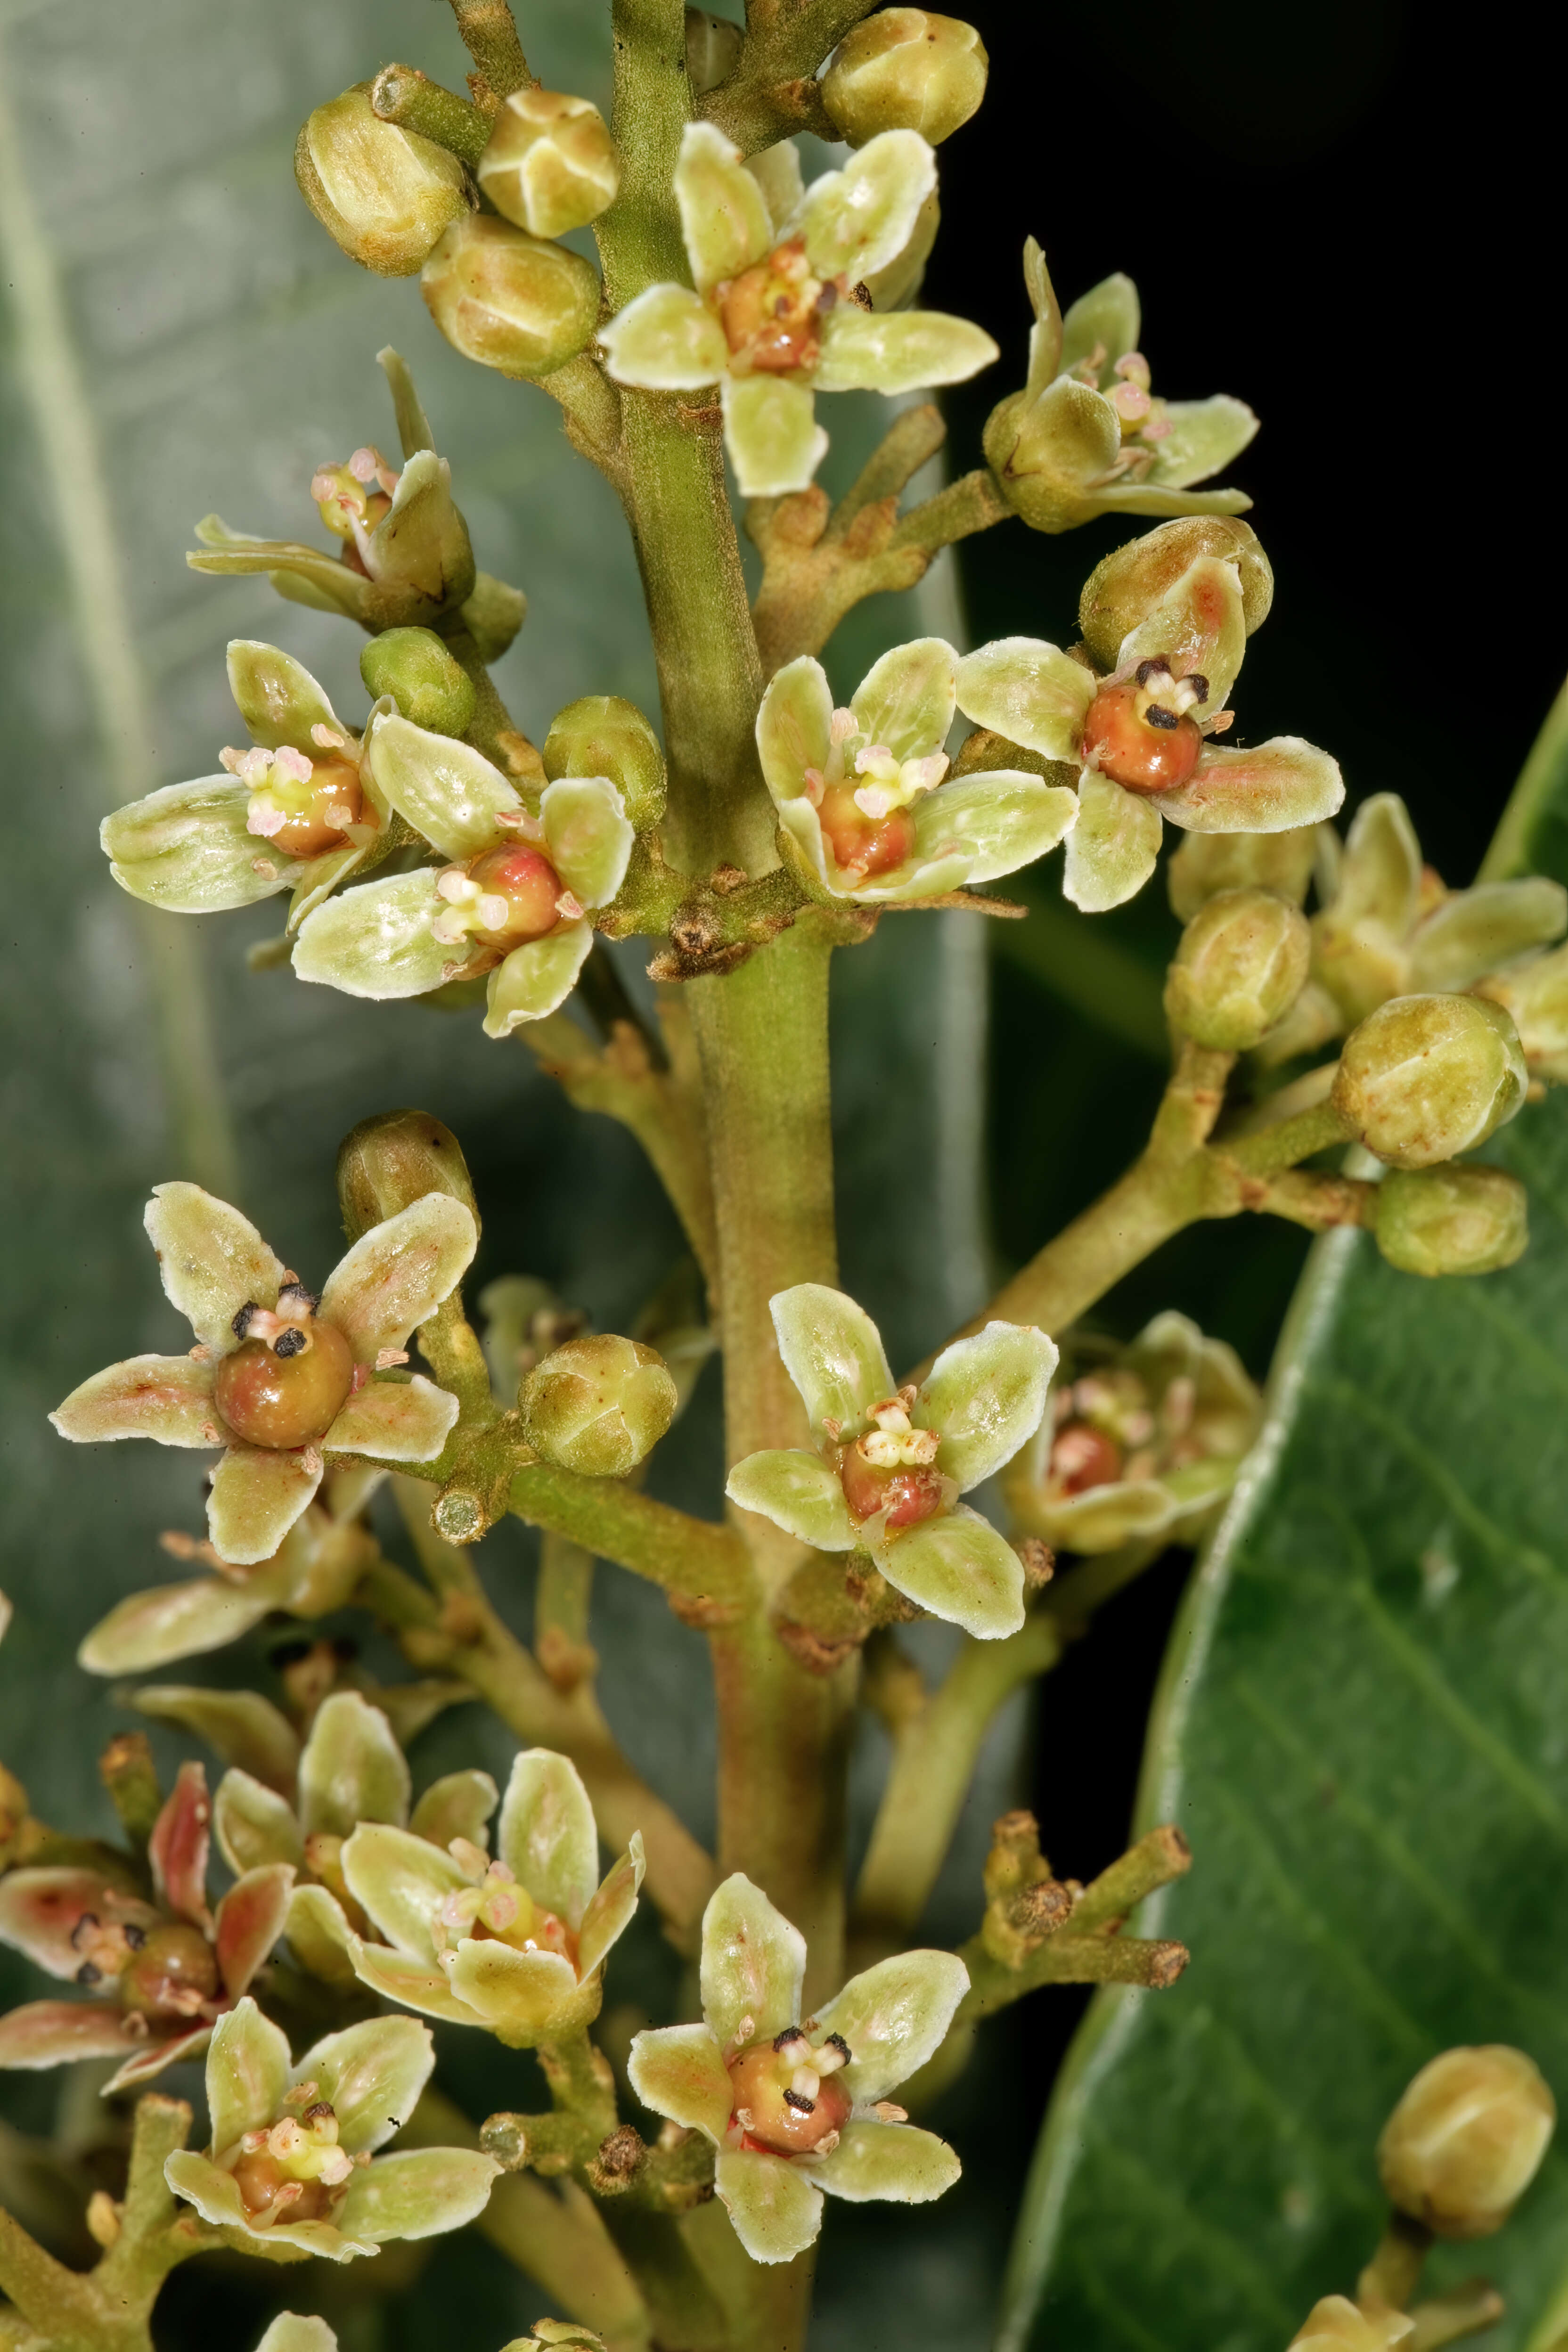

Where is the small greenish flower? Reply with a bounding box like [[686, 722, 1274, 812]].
[[1377, 2043, 1555, 2240], [984, 242, 1258, 534], [1004, 1314, 1262, 1557], [1476, 939, 1568, 1085], [51, 1183, 476, 1566], [291, 714, 632, 1035], [955, 555, 1344, 912], [727, 1285, 1054, 1638], [335, 1748, 643, 2045], [1288, 2299, 1414, 2352], [0, 1763, 291, 2092], [629, 1873, 967, 2263], [164, 1997, 498, 2260], [757, 638, 1078, 902], [599, 122, 996, 496]]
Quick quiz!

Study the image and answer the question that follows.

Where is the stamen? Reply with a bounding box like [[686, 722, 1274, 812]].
[[1144, 705, 1179, 731], [1134, 658, 1174, 690], [273, 1328, 308, 1360], [232, 1302, 260, 1340], [773, 2026, 809, 2054], [782, 2088, 816, 2115], [821, 2032, 852, 2066]]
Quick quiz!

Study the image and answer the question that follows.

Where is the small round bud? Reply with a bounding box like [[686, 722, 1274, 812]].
[[1164, 888, 1311, 1051], [544, 696, 667, 832], [422, 216, 600, 380], [477, 89, 621, 240], [1288, 2297, 1413, 2352], [520, 1335, 678, 1478], [1331, 994, 1527, 1169], [1377, 2044, 1555, 2238], [294, 86, 470, 278], [1078, 518, 1273, 670], [337, 1110, 480, 1243], [1375, 1164, 1528, 1277], [360, 628, 477, 735], [821, 10, 988, 147], [1168, 827, 1320, 924], [686, 7, 744, 95]]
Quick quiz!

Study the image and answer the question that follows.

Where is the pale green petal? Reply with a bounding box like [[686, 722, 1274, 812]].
[[1020, 237, 1062, 397], [812, 2118, 960, 2204], [134, 1686, 299, 1788], [801, 130, 935, 283], [335, 2147, 499, 2244], [849, 637, 957, 762], [1407, 878, 1568, 993], [627, 2021, 732, 2141], [1062, 772, 1162, 912], [714, 2148, 822, 2264], [323, 1374, 461, 1463], [1002, 373, 1122, 513], [256, 2318, 338, 2352], [674, 122, 772, 292], [286, 1885, 360, 1991], [287, 834, 377, 936], [1084, 482, 1254, 523], [577, 1836, 645, 1980], [350, 1937, 477, 2024], [853, 847, 972, 904], [908, 771, 1078, 886], [777, 798, 839, 893], [78, 1571, 283, 1678], [1333, 792, 1421, 935], [320, 1194, 478, 1364], [498, 1749, 598, 1926], [341, 1821, 466, 1957], [228, 640, 339, 750], [409, 1770, 498, 1852], [814, 306, 996, 394], [446, 1939, 581, 2037], [366, 712, 521, 859], [700, 1874, 806, 2048], [299, 1692, 410, 1842], [955, 638, 1094, 764], [757, 657, 833, 806], [916, 1321, 1056, 1490], [725, 1449, 858, 1551], [208, 1446, 323, 1568], [1059, 272, 1140, 384], [102, 780, 303, 911], [1024, 1478, 1176, 1555], [746, 138, 805, 237], [51, 1356, 223, 1450], [1155, 740, 1346, 834], [769, 1283, 893, 1441], [873, 1503, 1024, 1639], [145, 1181, 285, 1351], [1115, 555, 1246, 711], [814, 1949, 969, 2104], [206, 1997, 291, 2156], [721, 375, 827, 499], [1147, 394, 1258, 489], [294, 2013, 433, 2156], [599, 283, 728, 390], [293, 870, 452, 1002], [483, 924, 594, 1037], [541, 776, 634, 907], [214, 1769, 306, 1877]]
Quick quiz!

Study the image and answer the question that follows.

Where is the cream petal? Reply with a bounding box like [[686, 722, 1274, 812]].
[[1331, 792, 1422, 936], [757, 657, 834, 806], [801, 130, 935, 283], [955, 637, 1095, 765], [1115, 555, 1247, 713], [916, 1321, 1056, 1490], [298, 1691, 410, 1841], [206, 1996, 290, 2156], [208, 1446, 323, 1568], [720, 375, 828, 499], [576, 1837, 645, 1981], [446, 1940, 581, 2038], [814, 1949, 970, 2104], [341, 1821, 466, 1958], [599, 282, 729, 390], [366, 710, 522, 860], [256, 2319, 338, 2352], [293, 870, 452, 1002], [700, 1874, 806, 2049], [102, 779, 304, 912], [725, 1449, 858, 1551], [51, 1356, 224, 1449], [214, 1769, 305, 1878], [135, 1686, 299, 1790], [673, 122, 773, 292], [324, 1374, 460, 1464], [285, 1884, 360, 1990], [482, 924, 595, 1037], [497, 1749, 598, 1926], [908, 770, 1078, 886], [1407, 878, 1568, 992], [350, 1936, 480, 2025], [1062, 772, 1162, 913], [540, 776, 634, 909], [627, 2021, 732, 2141], [713, 2147, 823, 2264], [78, 1572, 283, 1677], [1059, 272, 1140, 384], [0, 2001, 139, 2070], [146, 1181, 286, 1350], [814, 306, 996, 394], [334, 2147, 500, 2244], [227, 640, 338, 750], [873, 1503, 1026, 1639], [769, 1283, 894, 1443], [1154, 738, 1346, 834], [408, 1769, 498, 1852], [811, 2117, 960, 2204], [103, 2023, 213, 2097], [294, 2013, 434, 2156], [1147, 394, 1259, 490], [849, 637, 957, 763], [320, 1194, 478, 1364]]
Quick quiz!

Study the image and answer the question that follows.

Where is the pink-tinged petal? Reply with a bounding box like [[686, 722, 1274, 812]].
[[208, 1445, 323, 1567], [0, 2001, 139, 2070], [334, 2147, 500, 2245], [576, 1835, 645, 1981], [811, 2118, 960, 2204], [103, 2022, 212, 2096], [627, 2021, 732, 2142], [50, 1356, 223, 1449], [699, 1874, 806, 2050], [294, 2013, 434, 2156], [445, 1939, 581, 2041], [350, 1936, 480, 2025], [144, 1183, 285, 1352], [150, 1761, 213, 1930], [0, 1868, 155, 1977], [78, 1572, 282, 1677], [136, 1686, 300, 1792], [324, 1374, 460, 1465], [320, 1194, 478, 1365], [206, 1996, 291, 2156], [214, 1863, 295, 1998], [813, 1949, 970, 2104], [713, 2146, 822, 2264], [497, 1750, 598, 1928], [1114, 555, 1247, 713], [1153, 737, 1346, 834]]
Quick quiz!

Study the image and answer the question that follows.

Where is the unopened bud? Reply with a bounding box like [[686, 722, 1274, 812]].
[[1079, 517, 1274, 669], [337, 1110, 480, 1242], [460, 573, 528, 665], [295, 85, 470, 278], [1168, 826, 1320, 923], [1375, 1164, 1528, 1278], [1331, 995, 1527, 1169], [519, 1335, 678, 1478], [1287, 2298, 1413, 2352], [821, 10, 988, 147], [685, 7, 744, 95], [1164, 887, 1310, 1052], [544, 696, 667, 832], [477, 89, 621, 240], [1377, 2044, 1555, 2238], [360, 629, 477, 735], [422, 216, 600, 380], [1475, 941, 1568, 1083]]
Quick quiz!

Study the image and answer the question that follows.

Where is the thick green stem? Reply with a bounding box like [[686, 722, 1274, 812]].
[[444, 0, 533, 106], [370, 65, 490, 164]]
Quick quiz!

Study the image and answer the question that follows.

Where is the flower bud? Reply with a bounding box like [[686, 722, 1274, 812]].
[[1078, 518, 1273, 669], [1331, 995, 1527, 1169], [1377, 2044, 1555, 2238], [686, 7, 744, 95], [460, 573, 528, 665], [1287, 2297, 1413, 2352], [360, 629, 477, 735], [1164, 888, 1311, 1052], [1168, 826, 1320, 924], [295, 86, 471, 277], [1375, 1164, 1528, 1277], [336, 1110, 480, 1243], [519, 1335, 678, 1478], [544, 696, 667, 832], [476, 89, 621, 240], [422, 216, 600, 380], [821, 11, 988, 147], [1475, 941, 1568, 1083]]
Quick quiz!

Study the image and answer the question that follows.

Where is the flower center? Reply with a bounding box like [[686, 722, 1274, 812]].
[[1070, 346, 1174, 473], [119, 1922, 220, 2018], [727, 2025, 854, 2158], [1081, 659, 1209, 793], [1047, 1421, 1125, 1495], [226, 735, 366, 860], [716, 238, 841, 376], [838, 1389, 947, 1530], [229, 2082, 360, 2227], [431, 843, 577, 956], [432, 1852, 580, 1971], [312, 445, 399, 540], [805, 717, 947, 882], [213, 1283, 356, 1452]]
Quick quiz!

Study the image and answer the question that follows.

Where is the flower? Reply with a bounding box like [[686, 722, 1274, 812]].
[[984, 242, 1258, 533], [954, 554, 1344, 912], [332, 1748, 643, 2045], [599, 122, 996, 497], [0, 1762, 291, 2092], [290, 714, 632, 1036], [726, 1285, 1054, 1638], [164, 1997, 498, 2260], [628, 1873, 967, 2263], [757, 638, 1077, 903], [1004, 1314, 1263, 1556], [51, 1183, 476, 1567]]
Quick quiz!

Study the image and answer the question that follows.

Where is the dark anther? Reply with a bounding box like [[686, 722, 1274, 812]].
[[782, 2088, 817, 2114], [76, 1962, 103, 1987], [1144, 704, 1178, 730], [1184, 672, 1209, 702], [302, 2101, 336, 2126], [123, 1923, 147, 1950], [773, 2025, 808, 2051], [1135, 656, 1174, 688], [70, 1913, 99, 1949], [278, 1281, 320, 1313], [823, 2032, 852, 2062], [232, 1302, 259, 1339], [273, 1327, 308, 1359]]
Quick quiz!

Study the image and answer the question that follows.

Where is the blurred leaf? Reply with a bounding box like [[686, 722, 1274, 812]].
[[1481, 678, 1568, 890]]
